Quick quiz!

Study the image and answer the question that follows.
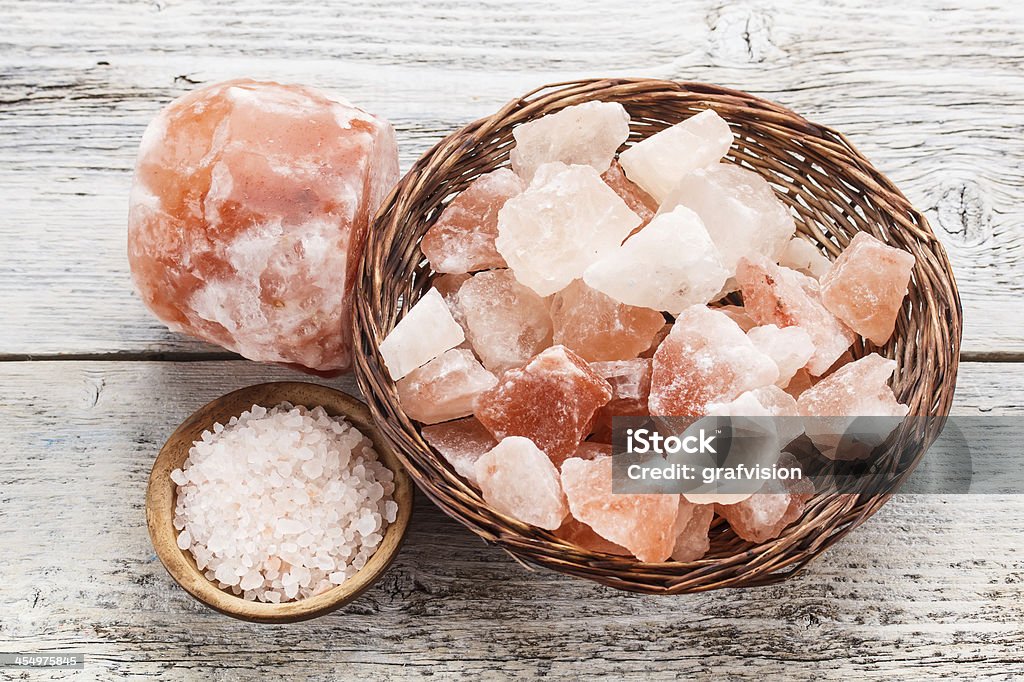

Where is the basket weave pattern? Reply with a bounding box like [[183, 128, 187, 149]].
[[354, 78, 962, 593]]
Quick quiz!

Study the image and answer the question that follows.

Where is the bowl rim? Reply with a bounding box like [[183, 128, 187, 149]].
[[146, 381, 413, 623]]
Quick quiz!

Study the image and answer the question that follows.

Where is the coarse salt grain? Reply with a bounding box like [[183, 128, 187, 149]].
[[170, 402, 396, 603]]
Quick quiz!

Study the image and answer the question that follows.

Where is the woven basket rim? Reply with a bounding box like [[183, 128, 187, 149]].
[[353, 78, 963, 594]]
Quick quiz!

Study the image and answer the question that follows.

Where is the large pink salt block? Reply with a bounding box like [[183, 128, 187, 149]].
[[550, 280, 665, 362], [128, 79, 398, 373], [475, 346, 613, 465], [736, 255, 856, 376], [560, 457, 679, 562], [420, 169, 524, 274], [820, 232, 916, 345]]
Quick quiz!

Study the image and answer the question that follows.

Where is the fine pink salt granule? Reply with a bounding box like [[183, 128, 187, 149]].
[[736, 255, 856, 376], [420, 169, 524, 274], [457, 269, 553, 373], [396, 349, 497, 425], [716, 454, 813, 543], [474, 437, 568, 530], [171, 403, 397, 603], [128, 79, 399, 373], [649, 306, 778, 417], [550, 279, 665, 362], [820, 232, 916, 345], [420, 417, 497, 487], [561, 457, 679, 562], [475, 345, 613, 465]]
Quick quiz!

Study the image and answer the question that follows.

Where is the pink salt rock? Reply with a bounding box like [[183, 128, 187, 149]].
[[421, 417, 497, 487], [510, 101, 630, 181], [716, 305, 756, 332], [736, 255, 856, 376], [128, 79, 398, 373], [397, 349, 497, 424], [457, 269, 552, 373], [797, 353, 910, 459], [746, 324, 816, 387], [649, 306, 778, 417], [671, 500, 715, 562], [560, 456, 679, 562], [640, 323, 672, 358], [588, 359, 652, 442], [583, 207, 729, 314], [474, 437, 568, 529], [420, 169, 524, 274], [550, 280, 665, 362], [716, 454, 813, 543], [779, 237, 832, 280], [573, 442, 613, 460], [379, 288, 465, 380], [619, 109, 733, 202], [496, 162, 641, 296], [659, 163, 796, 277], [820, 232, 916, 345], [432, 273, 472, 344], [553, 517, 631, 555], [784, 369, 814, 399], [709, 385, 804, 447], [601, 160, 657, 231], [475, 346, 613, 464]]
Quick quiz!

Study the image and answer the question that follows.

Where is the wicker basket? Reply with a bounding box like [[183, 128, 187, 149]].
[[353, 78, 962, 593]]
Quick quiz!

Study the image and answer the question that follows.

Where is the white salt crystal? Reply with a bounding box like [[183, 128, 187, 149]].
[[496, 162, 641, 296], [510, 101, 631, 181], [171, 403, 397, 603], [379, 288, 465, 380], [618, 109, 733, 202], [583, 206, 728, 313], [746, 324, 816, 388], [474, 436, 568, 530], [779, 237, 832, 280], [659, 163, 796, 278]]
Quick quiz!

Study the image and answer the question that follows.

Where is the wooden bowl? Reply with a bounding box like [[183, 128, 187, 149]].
[[146, 382, 413, 623], [353, 78, 962, 594]]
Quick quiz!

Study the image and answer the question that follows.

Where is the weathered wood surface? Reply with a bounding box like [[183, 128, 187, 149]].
[[0, 0, 1022, 358], [2, 0, 1023, 679], [0, 361, 1022, 680]]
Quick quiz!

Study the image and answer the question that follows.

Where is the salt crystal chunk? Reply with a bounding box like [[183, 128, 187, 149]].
[[127, 79, 399, 373], [618, 109, 733, 202], [553, 517, 631, 555], [397, 348, 497, 424], [820, 232, 916, 345], [475, 346, 613, 465], [421, 169, 524, 273], [550, 279, 665, 362], [716, 454, 813, 542], [588, 359, 652, 442], [707, 385, 804, 450], [717, 305, 756, 332], [457, 269, 552, 373], [572, 442, 613, 461], [601, 160, 657, 232], [510, 101, 630, 181], [583, 207, 728, 313], [797, 353, 910, 459], [496, 162, 641, 296], [421, 417, 498, 487], [649, 306, 778, 417], [560, 457, 678, 562], [746, 324, 815, 388], [659, 163, 796, 277], [379, 288, 465, 380], [176, 529, 192, 550], [779, 237, 832, 280], [736, 256, 856, 376], [474, 437, 568, 530], [639, 323, 672, 359], [784, 368, 814, 399], [671, 500, 714, 562]]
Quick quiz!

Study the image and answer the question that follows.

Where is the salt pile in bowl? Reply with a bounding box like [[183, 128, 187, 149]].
[[171, 403, 398, 603], [378, 100, 915, 563]]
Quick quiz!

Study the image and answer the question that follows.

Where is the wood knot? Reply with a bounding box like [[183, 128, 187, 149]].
[[708, 5, 783, 65], [932, 179, 991, 246]]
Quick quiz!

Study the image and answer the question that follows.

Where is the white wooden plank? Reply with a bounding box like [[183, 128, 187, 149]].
[[1, 0, 1022, 358], [0, 360, 1021, 679]]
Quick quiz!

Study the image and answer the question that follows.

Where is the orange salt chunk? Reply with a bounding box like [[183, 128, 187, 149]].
[[560, 457, 679, 562], [553, 517, 631, 556], [421, 417, 497, 487], [397, 349, 497, 425], [820, 232, 915, 345], [671, 500, 715, 562], [601, 160, 657, 233], [588, 358, 652, 443], [475, 346, 613, 465], [550, 280, 665, 362]]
